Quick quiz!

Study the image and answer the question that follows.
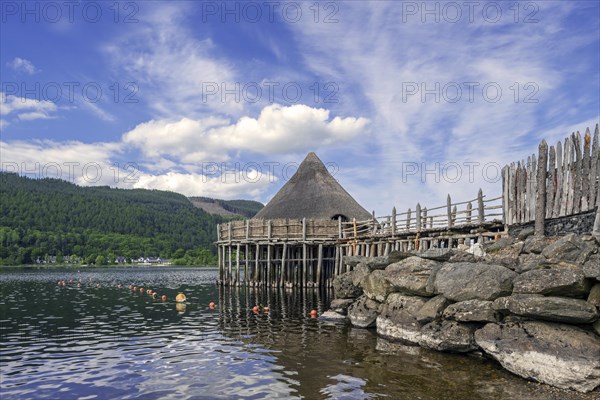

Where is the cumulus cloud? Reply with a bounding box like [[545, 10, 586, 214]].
[[122, 103, 369, 162], [7, 57, 39, 74]]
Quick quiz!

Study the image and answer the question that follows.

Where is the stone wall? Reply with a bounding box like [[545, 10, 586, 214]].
[[326, 233, 600, 393], [508, 210, 596, 238]]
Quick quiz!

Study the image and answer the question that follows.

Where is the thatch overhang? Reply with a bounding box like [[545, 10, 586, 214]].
[[253, 152, 371, 221]]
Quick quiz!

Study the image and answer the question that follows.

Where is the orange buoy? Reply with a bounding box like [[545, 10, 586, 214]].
[[209, 302, 215, 308], [151, 292, 157, 298], [175, 293, 187, 303], [263, 306, 270, 312], [161, 295, 167, 301], [310, 310, 318, 317], [147, 289, 153, 295], [252, 305, 259, 312], [77, 283, 81, 287], [139, 287, 144, 293]]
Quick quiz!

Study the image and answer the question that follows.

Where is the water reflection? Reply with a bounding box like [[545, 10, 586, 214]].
[[0, 268, 593, 400]]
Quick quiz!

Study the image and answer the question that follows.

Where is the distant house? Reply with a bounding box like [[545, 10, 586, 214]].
[[116, 256, 127, 264]]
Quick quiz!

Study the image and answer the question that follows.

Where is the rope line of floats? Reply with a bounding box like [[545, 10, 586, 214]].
[[55, 280, 319, 317]]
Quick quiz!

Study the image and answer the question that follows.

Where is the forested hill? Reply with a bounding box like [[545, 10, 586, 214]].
[[0, 173, 229, 265]]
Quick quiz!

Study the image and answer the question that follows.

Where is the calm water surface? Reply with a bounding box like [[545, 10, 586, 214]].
[[0, 267, 592, 399]]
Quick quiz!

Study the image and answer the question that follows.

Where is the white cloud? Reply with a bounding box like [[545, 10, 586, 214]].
[[1, 92, 58, 121], [7, 57, 39, 74], [123, 104, 369, 161]]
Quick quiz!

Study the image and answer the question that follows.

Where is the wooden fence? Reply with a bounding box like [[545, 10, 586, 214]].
[[502, 124, 599, 233]]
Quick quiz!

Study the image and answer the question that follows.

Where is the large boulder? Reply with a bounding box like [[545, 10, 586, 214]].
[[418, 320, 477, 353], [362, 270, 393, 302], [512, 265, 591, 298], [492, 294, 599, 324], [433, 262, 517, 302], [442, 299, 499, 322], [475, 321, 600, 392], [385, 293, 428, 315], [351, 262, 371, 287], [583, 254, 600, 280], [415, 295, 451, 324], [483, 241, 523, 268], [541, 233, 597, 265], [330, 298, 355, 315], [347, 295, 381, 328], [384, 256, 440, 296], [515, 253, 551, 273], [416, 248, 456, 262], [522, 235, 555, 254], [333, 271, 362, 299], [376, 308, 422, 345], [375, 294, 429, 344]]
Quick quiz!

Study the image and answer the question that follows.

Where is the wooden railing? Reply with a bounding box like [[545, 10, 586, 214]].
[[218, 218, 340, 242], [341, 189, 503, 240]]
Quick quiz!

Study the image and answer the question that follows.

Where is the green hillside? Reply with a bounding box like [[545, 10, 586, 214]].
[[0, 173, 230, 266]]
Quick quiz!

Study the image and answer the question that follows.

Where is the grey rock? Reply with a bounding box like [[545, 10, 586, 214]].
[[483, 242, 524, 269], [541, 233, 597, 264], [351, 262, 371, 287], [333, 271, 362, 299], [483, 237, 517, 253], [523, 235, 556, 254], [416, 248, 456, 262], [362, 270, 394, 302], [443, 300, 499, 322], [517, 227, 535, 240], [594, 320, 600, 336], [475, 321, 600, 392], [583, 254, 600, 280], [347, 295, 381, 328], [492, 294, 599, 324], [342, 255, 367, 268], [330, 298, 355, 315], [447, 251, 478, 263], [418, 320, 477, 353], [433, 262, 517, 302], [516, 253, 551, 273], [385, 293, 428, 316], [385, 256, 440, 297], [415, 295, 451, 324], [319, 311, 348, 322], [376, 307, 423, 345], [588, 283, 600, 308], [512, 265, 591, 298]]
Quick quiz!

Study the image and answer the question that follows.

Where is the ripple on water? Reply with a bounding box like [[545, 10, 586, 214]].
[[1, 267, 596, 400]]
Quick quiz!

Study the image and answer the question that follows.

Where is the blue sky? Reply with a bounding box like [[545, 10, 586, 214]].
[[1, 0, 599, 215]]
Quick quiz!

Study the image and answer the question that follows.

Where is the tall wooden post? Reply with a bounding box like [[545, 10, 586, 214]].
[[302, 218, 307, 287], [254, 243, 260, 283], [416, 203, 421, 231], [391, 207, 397, 237], [535, 140, 548, 237], [316, 243, 323, 287], [228, 245, 232, 286], [477, 188, 485, 225], [235, 243, 240, 285], [244, 244, 249, 285], [466, 202, 472, 224], [447, 195, 453, 228], [280, 242, 287, 287]]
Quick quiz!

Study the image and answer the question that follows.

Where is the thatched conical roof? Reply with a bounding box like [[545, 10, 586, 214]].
[[254, 152, 371, 221]]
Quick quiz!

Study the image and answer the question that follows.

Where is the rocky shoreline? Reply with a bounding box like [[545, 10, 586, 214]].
[[324, 232, 600, 393]]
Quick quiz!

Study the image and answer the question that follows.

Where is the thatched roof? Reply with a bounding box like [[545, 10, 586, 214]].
[[254, 152, 371, 221]]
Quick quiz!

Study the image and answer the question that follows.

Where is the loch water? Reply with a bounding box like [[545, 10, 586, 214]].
[[0, 267, 591, 399]]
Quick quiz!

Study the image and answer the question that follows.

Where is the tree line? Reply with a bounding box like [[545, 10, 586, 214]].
[[0, 173, 239, 266]]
